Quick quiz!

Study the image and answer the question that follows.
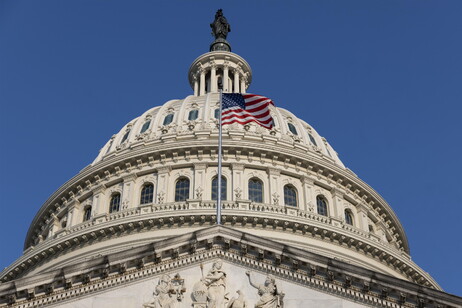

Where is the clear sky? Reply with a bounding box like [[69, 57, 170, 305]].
[[1, 0, 461, 296]]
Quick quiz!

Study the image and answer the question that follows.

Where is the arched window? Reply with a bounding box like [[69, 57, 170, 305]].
[[61, 217, 67, 228], [163, 113, 174, 125], [175, 178, 190, 202], [83, 206, 92, 222], [287, 123, 298, 135], [316, 195, 328, 216], [188, 110, 199, 121], [248, 178, 263, 203], [344, 209, 354, 225], [214, 108, 220, 119], [120, 129, 131, 144], [140, 184, 154, 204], [284, 185, 297, 207], [140, 120, 151, 134], [308, 133, 317, 146], [212, 176, 227, 201], [109, 193, 121, 213]]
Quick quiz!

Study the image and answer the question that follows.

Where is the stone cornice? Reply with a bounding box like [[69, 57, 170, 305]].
[[3, 204, 437, 290], [0, 226, 458, 308]]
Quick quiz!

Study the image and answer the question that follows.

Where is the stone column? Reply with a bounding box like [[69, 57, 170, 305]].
[[210, 63, 217, 93], [234, 70, 240, 93], [241, 77, 246, 94], [200, 69, 206, 96], [223, 63, 229, 93], [156, 167, 171, 203], [231, 164, 245, 201], [193, 76, 199, 96], [122, 174, 137, 209], [267, 168, 281, 205]]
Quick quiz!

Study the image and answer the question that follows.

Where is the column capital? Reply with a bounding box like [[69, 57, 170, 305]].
[[267, 167, 280, 176], [231, 163, 244, 171], [194, 163, 208, 170], [157, 166, 172, 174], [330, 187, 344, 198], [301, 176, 315, 186], [122, 174, 137, 183]]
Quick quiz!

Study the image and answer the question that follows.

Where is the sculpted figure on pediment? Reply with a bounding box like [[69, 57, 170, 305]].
[[143, 274, 180, 308], [227, 290, 248, 308], [192, 262, 228, 308], [245, 271, 284, 308]]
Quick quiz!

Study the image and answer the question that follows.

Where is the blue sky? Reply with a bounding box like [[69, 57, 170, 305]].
[[1, 0, 461, 295]]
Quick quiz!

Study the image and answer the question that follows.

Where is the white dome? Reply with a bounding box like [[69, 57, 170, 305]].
[[93, 93, 345, 168], [1, 51, 440, 292]]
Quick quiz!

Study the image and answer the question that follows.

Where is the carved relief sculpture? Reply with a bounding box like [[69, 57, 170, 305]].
[[192, 262, 228, 308], [245, 272, 284, 308], [227, 290, 247, 308], [143, 274, 184, 308]]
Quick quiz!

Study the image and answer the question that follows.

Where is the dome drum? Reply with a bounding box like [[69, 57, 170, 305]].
[[6, 118, 433, 287]]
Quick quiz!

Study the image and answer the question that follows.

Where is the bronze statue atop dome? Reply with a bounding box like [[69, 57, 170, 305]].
[[210, 9, 231, 40], [210, 9, 232, 52]]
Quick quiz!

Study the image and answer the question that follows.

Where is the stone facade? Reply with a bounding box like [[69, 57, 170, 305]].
[[1, 227, 460, 308]]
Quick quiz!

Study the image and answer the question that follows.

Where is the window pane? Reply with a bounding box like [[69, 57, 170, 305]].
[[288, 123, 298, 135], [140, 184, 154, 204], [188, 110, 199, 121], [175, 178, 190, 201], [212, 177, 227, 200], [214, 108, 220, 119], [120, 130, 130, 144], [163, 114, 174, 125], [316, 196, 328, 216], [345, 210, 353, 225], [140, 120, 151, 133], [83, 207, 92, 221], [109, 194, 121, 213], [284, 185, 297, 207], [248, 179, 263, 203], [308, 133, 317, 146], [106, 139, 114, 154]]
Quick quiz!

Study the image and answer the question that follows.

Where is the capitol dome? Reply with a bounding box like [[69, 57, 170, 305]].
[[2, 10, 458, 308]]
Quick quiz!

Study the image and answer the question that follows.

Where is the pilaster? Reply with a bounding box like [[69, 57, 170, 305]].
[[193, 163, 207, 200], [122, 174, 137, 209], [330, 188, 344, 220], [267, 168, 281, 206], [356, 202, 370, 232], [301, 177, 314, 212], [231, 163, 244, 201], [156, 167, 171, 204]]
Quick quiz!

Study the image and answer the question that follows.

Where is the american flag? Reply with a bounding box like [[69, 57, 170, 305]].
[[221, 93, 275, 129]]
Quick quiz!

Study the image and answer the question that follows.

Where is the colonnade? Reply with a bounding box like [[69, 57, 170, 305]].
[[189, 53, 252, 96]]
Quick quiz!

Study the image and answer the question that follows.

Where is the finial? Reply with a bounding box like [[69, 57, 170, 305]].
[[210, 9, 232, 52]]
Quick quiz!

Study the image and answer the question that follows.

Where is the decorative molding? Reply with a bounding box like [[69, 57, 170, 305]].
[[0, 226, 458, 308]]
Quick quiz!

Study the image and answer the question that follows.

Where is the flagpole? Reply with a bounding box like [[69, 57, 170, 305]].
[[217, 89, 223, 225]]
